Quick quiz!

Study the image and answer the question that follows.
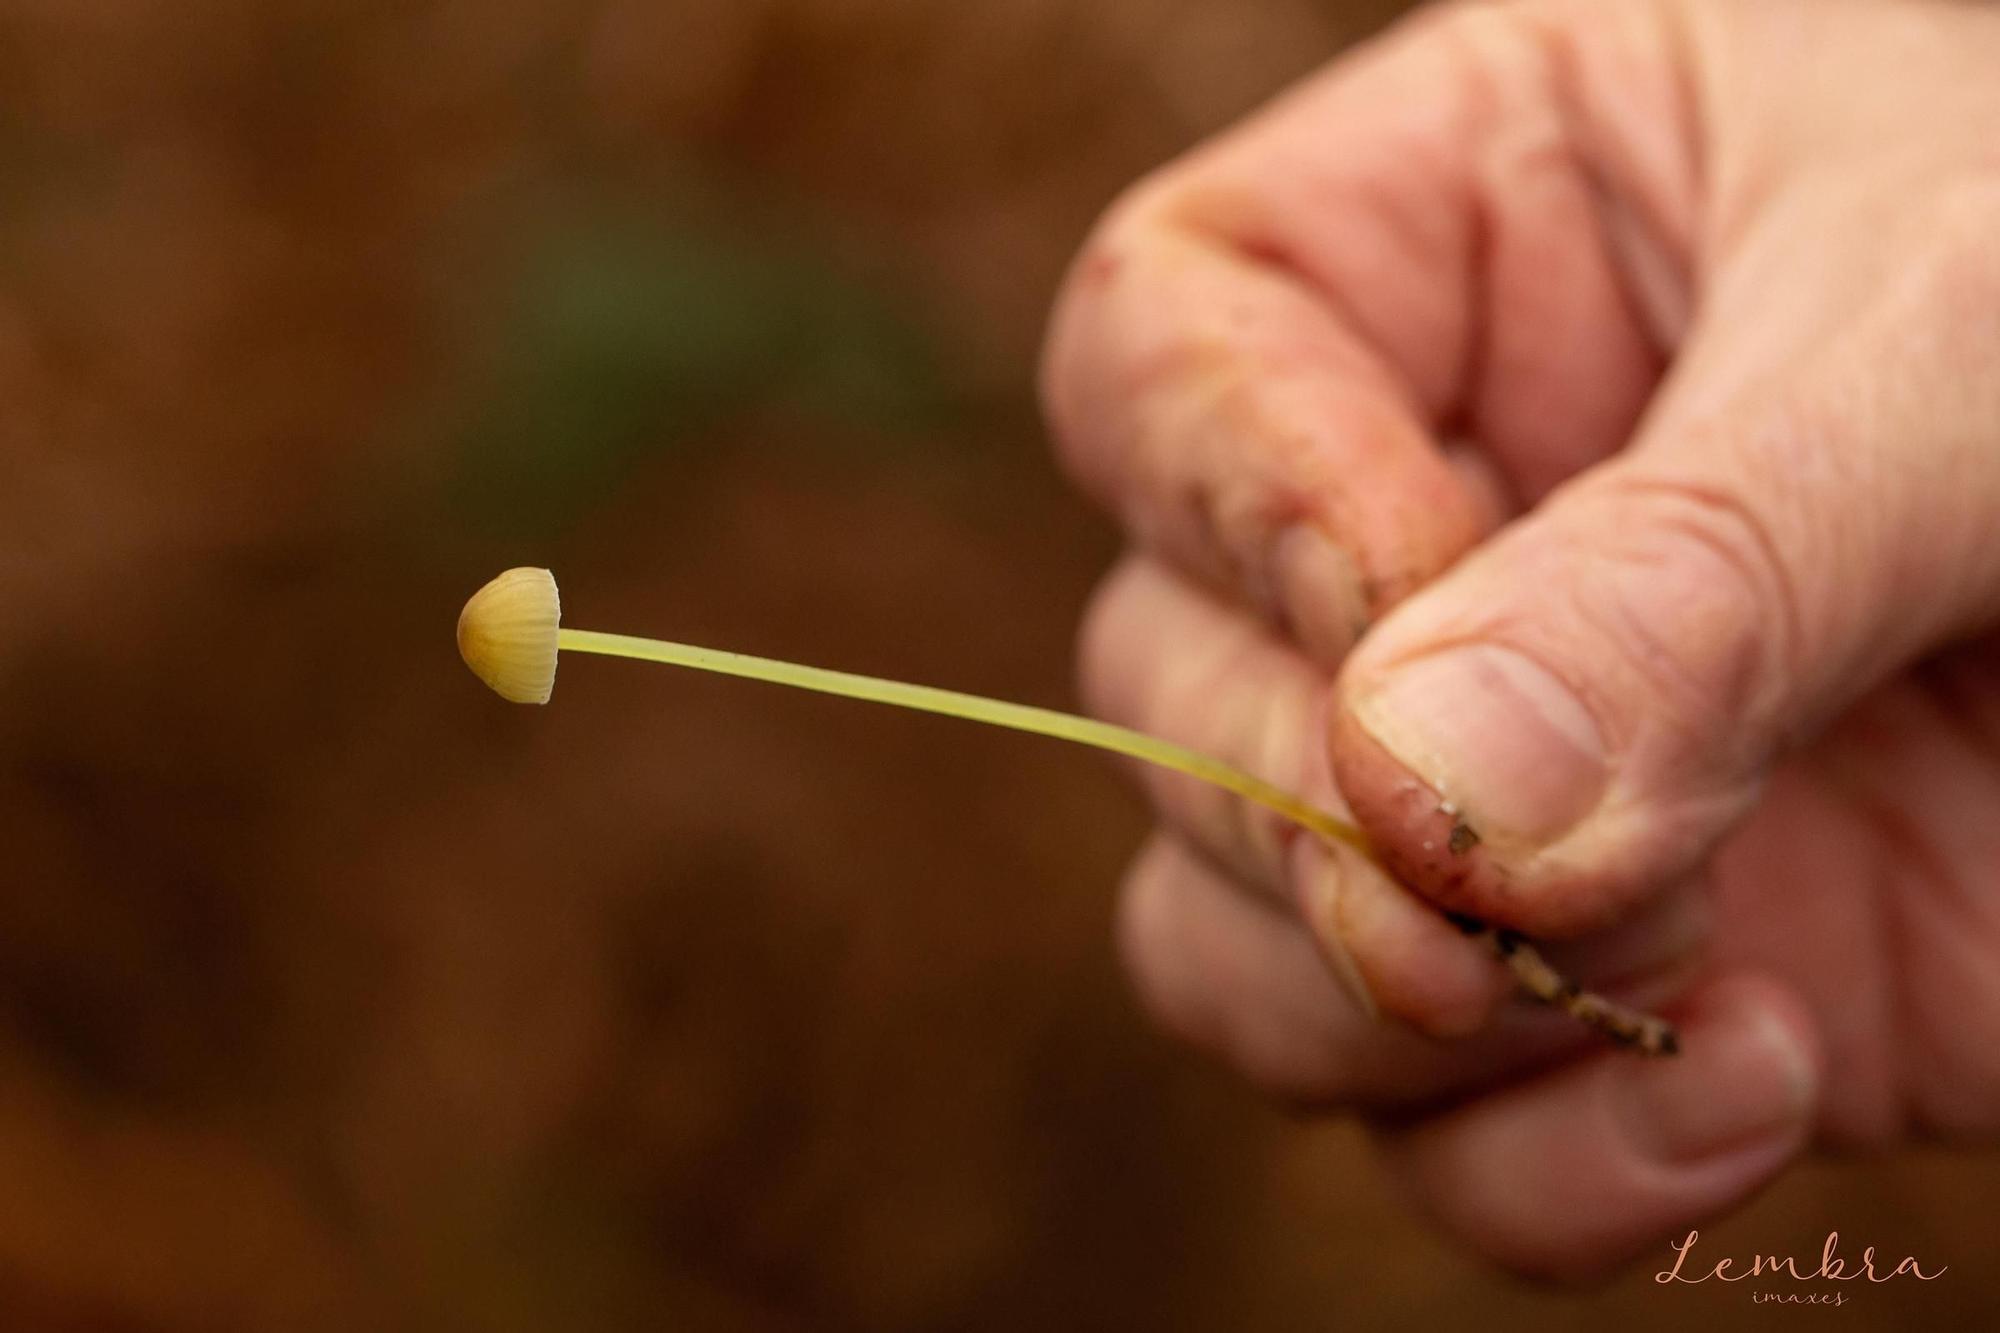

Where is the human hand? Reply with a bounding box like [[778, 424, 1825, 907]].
[[1041, 0, 2000, 1278]]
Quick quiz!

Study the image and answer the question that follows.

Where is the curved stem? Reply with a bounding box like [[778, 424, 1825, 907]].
[[556, 626, 1679, 1056], [558, 627, 1372, 855]]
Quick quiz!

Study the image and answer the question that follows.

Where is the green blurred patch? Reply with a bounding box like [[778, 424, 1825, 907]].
[[446, 198, 954, 541]]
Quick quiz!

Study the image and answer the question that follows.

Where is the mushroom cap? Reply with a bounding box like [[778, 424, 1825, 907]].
[[457, 567, 561, 704]]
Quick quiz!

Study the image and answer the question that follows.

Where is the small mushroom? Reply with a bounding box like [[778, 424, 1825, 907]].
[[456, 567, 560, 704]]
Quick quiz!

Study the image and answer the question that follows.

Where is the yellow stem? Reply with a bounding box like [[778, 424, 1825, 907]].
[[557, 628, 1373, 856]]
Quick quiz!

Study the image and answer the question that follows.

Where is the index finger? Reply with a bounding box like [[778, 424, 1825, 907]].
[[1039, 0, 1677, 660]]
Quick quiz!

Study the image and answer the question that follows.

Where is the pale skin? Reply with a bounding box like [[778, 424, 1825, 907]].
[[1041, 0, 2000, 1280]]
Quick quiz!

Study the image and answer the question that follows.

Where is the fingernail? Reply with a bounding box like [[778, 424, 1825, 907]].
[[1289, 838, 1378, 1020], [1351, 644, 1607, 843], [1270, 524, 1369, 663], [1620, 1008, 1816, 1163]]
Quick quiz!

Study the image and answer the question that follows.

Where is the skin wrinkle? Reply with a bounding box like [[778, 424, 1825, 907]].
[[1678, 0, 1795, 263], [1477, 0, 1707, 346], [1573, 472, 1804, 755], [1405, 5, 1511, 434], [1552, 0, 1708, 280], [1529, 7, 1690, 363], [1456, 12, 1585, 460], [1453, 128, 1496, 459], [1653, 0, 1711, 268], [1674, 263, 1994, 728]]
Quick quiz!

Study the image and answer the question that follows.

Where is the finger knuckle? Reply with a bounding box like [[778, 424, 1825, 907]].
[[1569, 470, 1807, 746]]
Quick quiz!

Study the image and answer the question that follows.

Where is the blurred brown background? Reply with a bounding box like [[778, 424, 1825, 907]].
[[0, 1, 1993, 1329]]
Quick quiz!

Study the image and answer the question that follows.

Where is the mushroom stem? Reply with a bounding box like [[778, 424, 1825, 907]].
[[554, 624, 1679, 1056], [559, 628, 1371, 855]]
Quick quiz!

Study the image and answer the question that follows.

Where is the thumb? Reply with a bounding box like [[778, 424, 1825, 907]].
[[1329, 310, 2000, 935]]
